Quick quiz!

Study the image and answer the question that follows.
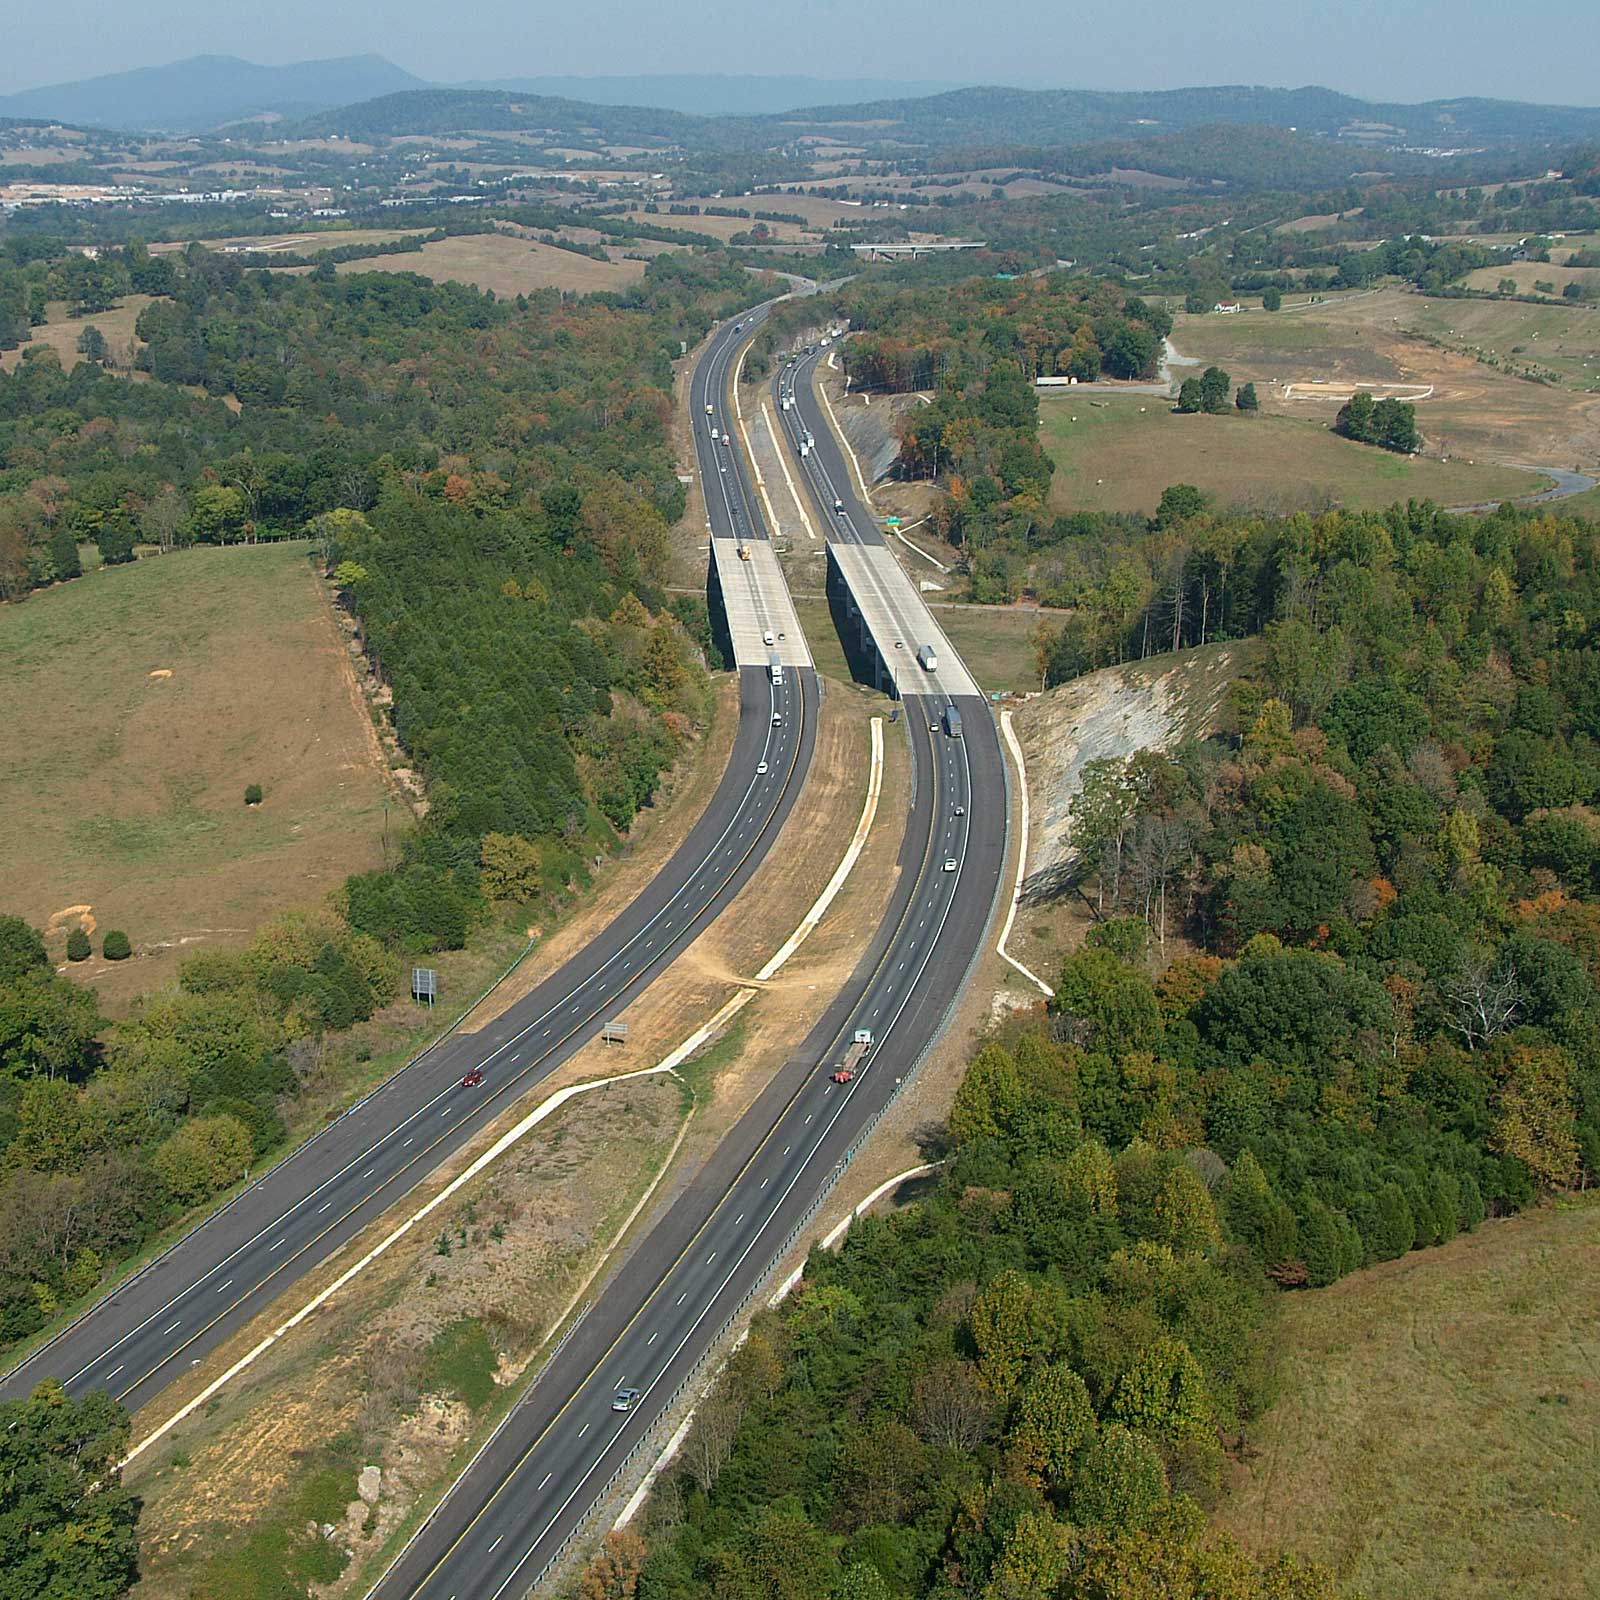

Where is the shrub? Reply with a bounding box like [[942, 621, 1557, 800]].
[[66, 928, 92, 962], [150, 1113, 253, 1206], [101, 930, 132, 961], [244, 784, 263, 806]]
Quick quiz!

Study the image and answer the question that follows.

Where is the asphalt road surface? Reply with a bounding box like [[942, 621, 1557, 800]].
[[0, 309, 817, 1419], [367, 316, 1009, 1600]]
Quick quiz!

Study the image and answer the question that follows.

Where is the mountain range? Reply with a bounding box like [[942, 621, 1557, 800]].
[[0, 55, 962, 133], [1, 54, 1598, 155]]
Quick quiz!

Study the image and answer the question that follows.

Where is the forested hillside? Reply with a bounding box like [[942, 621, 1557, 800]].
[[0, 237, 770, 1364], [632, 498, 1600, 1598]]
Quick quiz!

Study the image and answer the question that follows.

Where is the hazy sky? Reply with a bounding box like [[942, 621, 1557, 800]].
[[4, 0, 1598, 105]]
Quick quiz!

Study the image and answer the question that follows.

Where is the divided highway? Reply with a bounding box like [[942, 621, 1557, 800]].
[[0, 310, 816, 1418], [368, 316, 1008, 1599]]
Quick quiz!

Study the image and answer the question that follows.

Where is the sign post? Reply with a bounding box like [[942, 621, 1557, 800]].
[[411, 967, 439, 1008]]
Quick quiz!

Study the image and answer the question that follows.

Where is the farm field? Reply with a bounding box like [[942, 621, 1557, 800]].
[[625, 208, 807, 244], [0, 544, 395, 1006], [0, 293, 153, 372], [1172, 287, 1600, 473], [1461, 260, 1600, 298], [149, 228, 418, 256], [1219, 1199, 1600, 1600], [337, 232, 645, 296], [1040, 394, 1539, 516]]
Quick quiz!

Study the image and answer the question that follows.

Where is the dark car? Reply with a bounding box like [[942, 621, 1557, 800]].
[[461, 1067, 485, 1088]]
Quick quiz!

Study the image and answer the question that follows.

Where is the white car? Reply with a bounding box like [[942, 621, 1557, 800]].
[[757, 761, 769, 775], [763, 630, 775, 646], [943, 858, 957, 872], [612, 1388, 641, 1413]]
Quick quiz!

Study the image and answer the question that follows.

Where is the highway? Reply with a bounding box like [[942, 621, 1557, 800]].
[[367, 311, 1009, 1600], [0, 309, 816, 1419], [773, 343, 978, 699]]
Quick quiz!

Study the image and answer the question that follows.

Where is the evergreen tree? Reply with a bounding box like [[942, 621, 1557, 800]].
[[48, 526, 81, 583]]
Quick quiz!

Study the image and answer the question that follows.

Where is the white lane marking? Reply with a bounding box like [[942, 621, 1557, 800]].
[[106, 1363, 124, 1380], [216, 1280, 232, 1293], [269, 1238, 284, 1251], [647, 1331, 658, 1346], [538, 1472, 552, 1490], [317, 1202, 332, 1214], [676, 1292, 687, 1306], [162, 1321, 181, 1334], [489, 1536, 503, 1553], [578, 1422, 590, 1439]]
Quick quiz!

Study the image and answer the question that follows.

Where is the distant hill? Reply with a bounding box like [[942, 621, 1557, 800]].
[[297, 88, 709, 147], [468, 73, 964, 116], [778, 84, 1600, 149], [294, 79, 1600, 156], [0, 54, 424, 132]]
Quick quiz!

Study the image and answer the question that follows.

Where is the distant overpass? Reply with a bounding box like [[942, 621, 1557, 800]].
[[848, 240, 986, 262]]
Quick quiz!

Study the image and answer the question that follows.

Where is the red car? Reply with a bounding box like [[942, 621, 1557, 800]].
[[461, 1067, 485, 1088]]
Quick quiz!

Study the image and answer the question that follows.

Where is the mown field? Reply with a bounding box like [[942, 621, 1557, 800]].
[[1040, 394, 1538, 516], [336, 232, 646, 297], [0, 544, 395, 1005], [1220, 1198, 1600, 1600]]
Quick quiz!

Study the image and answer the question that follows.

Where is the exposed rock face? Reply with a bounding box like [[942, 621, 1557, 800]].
[[1015, 643, 1251, 903], [357, 1465, 381, 1504]]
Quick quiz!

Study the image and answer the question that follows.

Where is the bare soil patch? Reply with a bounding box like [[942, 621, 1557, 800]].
[[1172, 289, 1600, 474]]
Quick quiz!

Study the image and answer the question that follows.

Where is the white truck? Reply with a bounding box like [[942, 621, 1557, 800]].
[[918, 644, 938, 672], [769, 651, 784, 685]]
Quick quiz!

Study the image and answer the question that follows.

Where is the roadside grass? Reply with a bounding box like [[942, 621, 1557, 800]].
[[789, 595, 860, 688], [1219, 1196, 1600, 1600], [188, 1430, 364, 1599], [339, 233, 645, 297], [420, 1317, 500, 1411], [0, 542, 395, 1006], [1040, 394, 1539, 517], [788, 591, 1045, 696], [932, 606, 1050, 694], [1554, 484, 1600, 518]]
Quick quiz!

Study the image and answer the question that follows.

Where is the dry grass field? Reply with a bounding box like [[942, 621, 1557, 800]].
[[1173, 288, 1600, 473], [150, 228, 419, 257], [0, 294, 154, 373], [1220, 1198, 1600, 1600], [1461, 261, 1600, 298], [0, 545, 395, 1006], [1041, 394, 1538, 516], [337, 232, 645, 296]]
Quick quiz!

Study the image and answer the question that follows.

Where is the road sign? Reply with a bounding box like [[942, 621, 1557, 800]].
[[883, 516, 902, 526], [411, 967, 439, 1006], [601, 1020, 629, 1045]]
